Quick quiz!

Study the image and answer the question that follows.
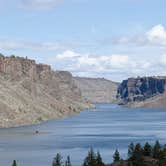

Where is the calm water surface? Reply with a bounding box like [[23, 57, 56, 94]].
[[0, 103, 166, 166]]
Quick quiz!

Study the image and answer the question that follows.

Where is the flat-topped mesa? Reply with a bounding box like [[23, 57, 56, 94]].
[[117, 76, 166, 104]]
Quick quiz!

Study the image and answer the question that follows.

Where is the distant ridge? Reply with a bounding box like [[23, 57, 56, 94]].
[[74, 77, 118, 103]]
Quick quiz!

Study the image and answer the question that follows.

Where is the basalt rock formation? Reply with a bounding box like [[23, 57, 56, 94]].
[[74, 77, 118, 103], [0, 55, 92, 128], [117, 76, 166, 107]]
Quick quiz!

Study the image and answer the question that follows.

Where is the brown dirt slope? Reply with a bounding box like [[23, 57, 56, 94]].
[[0, 55, 92, 128]]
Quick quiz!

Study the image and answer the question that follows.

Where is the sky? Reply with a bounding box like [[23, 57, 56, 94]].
[[0, 0, 166, 81]]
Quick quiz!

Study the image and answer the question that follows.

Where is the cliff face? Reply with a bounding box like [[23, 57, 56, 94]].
[[117, 76, 166, 107], [74, 77, 118, 103], [0, 56, 92, 128]]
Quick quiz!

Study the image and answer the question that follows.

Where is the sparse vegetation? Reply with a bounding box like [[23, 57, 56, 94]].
[[52, 140, 165, 166]]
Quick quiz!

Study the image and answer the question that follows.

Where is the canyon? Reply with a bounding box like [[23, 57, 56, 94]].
[[0, 55, 117, 128], [1, 54, 166, 128]]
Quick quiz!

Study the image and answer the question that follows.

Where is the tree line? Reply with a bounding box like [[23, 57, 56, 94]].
[[11, 140, 166, 166]]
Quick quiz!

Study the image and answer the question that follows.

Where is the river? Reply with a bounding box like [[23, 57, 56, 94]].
[[0, 103, 165, 166]]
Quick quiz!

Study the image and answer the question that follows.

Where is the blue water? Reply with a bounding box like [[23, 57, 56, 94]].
[[0, 103, 166, 166]]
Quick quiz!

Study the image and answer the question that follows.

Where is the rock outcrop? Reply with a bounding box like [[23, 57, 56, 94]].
[[117, 76, 166, 107], [0, 55, 92, 128], [74, 77, 118, 103]]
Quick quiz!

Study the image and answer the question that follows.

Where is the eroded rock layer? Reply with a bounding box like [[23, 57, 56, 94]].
[[117, 76, 166, 107]]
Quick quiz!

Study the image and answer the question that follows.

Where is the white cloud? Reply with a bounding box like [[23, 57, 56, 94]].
[[56, 51, 131, 69], [53, 50, 159, 80], [109, 54, 129, 68], [146, 24, 166, 46], [56, 50, 81, 59], [78, 56, 99, 66], [53, 50, 166, 81], [113, 24, 166, 47], [21, 0, 64, 10]]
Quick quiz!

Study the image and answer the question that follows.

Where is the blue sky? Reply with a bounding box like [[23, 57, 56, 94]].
[[0, 0, 166, 81]]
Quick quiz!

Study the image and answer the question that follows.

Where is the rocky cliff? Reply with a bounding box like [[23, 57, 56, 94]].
[[117, 76, 166, 107], [74, 77, 118, 103], [0, 55, 92, 128]]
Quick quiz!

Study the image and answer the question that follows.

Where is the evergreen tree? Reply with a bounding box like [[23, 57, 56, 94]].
[[96, 151, 105, 166], [113, 149, 120, 162], [131, 143, 144, 166], [12, 160, 17, 166], [83, 148, 96, 166], [52, 153, 63, 166], [128, 143, 135, 159], [65, 156, 72, 166], [158, 146, 166, 166], [143, 142, 152, 156], [153, 140, 161, 159]]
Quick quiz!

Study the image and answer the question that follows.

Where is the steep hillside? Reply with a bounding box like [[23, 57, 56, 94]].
[[0, 55, 92, 128], [117, 76, 166, 107], [130, 93, 166, 108], [74, 77, 118, 103]]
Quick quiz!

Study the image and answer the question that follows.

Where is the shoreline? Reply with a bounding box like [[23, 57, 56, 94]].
[[0, 103, 95, 129]]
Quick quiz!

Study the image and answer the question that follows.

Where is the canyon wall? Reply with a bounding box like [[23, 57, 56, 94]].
[[0, 55, 92, 128], [117, 76, 166, 107], [74, 77, 118, 103]]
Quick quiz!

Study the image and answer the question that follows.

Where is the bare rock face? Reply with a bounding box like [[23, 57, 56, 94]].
[[117, 76, 166, 107], [0, 55, 92, 128], [74, 77, 118, 103]]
